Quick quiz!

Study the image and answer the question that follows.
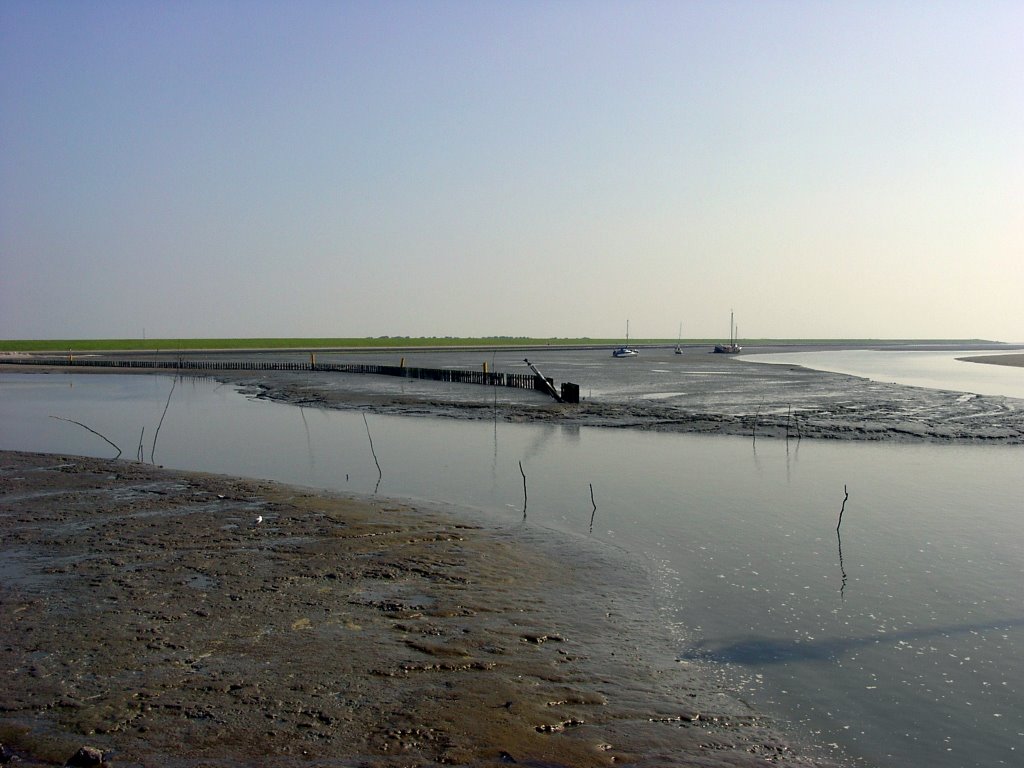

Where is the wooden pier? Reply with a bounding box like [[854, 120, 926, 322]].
[[5, 356, 580, 403]]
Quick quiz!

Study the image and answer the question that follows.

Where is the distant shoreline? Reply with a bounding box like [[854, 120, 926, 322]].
[[958, 353, 1024, 369], [0, 337, 1012, 354]]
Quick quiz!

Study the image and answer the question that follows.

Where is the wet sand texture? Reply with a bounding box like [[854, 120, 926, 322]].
[[1, 451, 839, 767]]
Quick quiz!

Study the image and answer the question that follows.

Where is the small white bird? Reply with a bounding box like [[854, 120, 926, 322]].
[[254, 515, 263, 525]]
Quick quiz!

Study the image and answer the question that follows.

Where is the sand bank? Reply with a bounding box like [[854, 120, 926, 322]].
[[958, 353, 1024, 369], [221, 363, 1024, 444], [1, 451, 840, 767]]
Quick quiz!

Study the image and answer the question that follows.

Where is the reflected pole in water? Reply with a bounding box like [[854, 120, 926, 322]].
[[299, 407, 316, 472], [492, 350, 499, 487]]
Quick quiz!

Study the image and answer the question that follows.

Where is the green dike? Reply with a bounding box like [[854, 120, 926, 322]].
[[1, 337, 637, 352], [0, 337, 995, 353]]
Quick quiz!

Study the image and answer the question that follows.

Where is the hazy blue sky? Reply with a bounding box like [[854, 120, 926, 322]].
[[2, 1, 1021, 341]]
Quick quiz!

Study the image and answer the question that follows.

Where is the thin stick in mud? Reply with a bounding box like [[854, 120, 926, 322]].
[[150, 376, 177, 463], [363, 412, 382, 481], [837, 484, 850, 600], [519, 460, 527, 519], [49, 416, 122, 458], [589, 482, 597, 533], [836, 484, 849, 533]]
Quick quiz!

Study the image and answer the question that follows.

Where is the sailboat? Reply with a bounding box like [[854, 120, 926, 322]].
[[674, 322, 684, 354], [612, 320, 639, 357], [713, 311, 742, 354]]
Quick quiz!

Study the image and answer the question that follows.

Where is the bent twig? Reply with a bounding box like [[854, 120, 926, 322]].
[[363, 413, 382, 481], [150, 376, 177, 463], [50, 416, 122, 458]]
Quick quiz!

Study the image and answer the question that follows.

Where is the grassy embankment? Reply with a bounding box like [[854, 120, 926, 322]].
[[6, 337, 627, 352], [0, 338, 996, 353]]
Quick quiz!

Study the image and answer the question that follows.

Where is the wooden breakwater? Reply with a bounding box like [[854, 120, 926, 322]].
[[5, 356, 580, 403]]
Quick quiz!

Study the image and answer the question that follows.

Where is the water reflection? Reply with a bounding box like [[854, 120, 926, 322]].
[[681, 617, 1024, 666], [751, 348, 1024, 400], [298, 407, 316, 472], [2, 372, 1022, 768]]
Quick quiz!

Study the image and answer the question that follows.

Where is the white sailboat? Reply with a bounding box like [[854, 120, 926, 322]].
[[674, 322, 684, 354], [612, 320, 639, 357]]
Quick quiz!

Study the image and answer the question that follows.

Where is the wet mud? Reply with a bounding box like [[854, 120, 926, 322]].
[[217, 354, 1024, 444], [1, 451, 842, 767], [5, 347, 1023, 443], [958, 352, 1024, 368]]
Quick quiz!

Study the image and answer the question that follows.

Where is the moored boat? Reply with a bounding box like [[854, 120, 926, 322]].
[[613, 320, 639, 357], [713, 311, 742, 354]]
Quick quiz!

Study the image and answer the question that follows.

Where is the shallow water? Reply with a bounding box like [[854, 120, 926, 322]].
[[749, 348, 1024, 400], [2, 371, 1022, 767]]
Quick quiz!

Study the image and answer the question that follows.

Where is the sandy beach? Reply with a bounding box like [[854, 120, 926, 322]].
[[1, 450, 840, 767]]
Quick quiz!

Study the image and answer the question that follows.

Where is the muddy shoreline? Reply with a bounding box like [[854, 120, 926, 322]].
[[4, 350, 1018, 764], [224, 356, 1024, 445], [1, 451, 841, 767], [958, 352, 1024, 368], [5, 349, 1023, 443]]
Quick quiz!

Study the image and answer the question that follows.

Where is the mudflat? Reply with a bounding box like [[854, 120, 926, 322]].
[[958, 352, 1024, 368], [216, 353, 1024, 443], [1, 451, 839, 767], [4, 344, 1024, 443]]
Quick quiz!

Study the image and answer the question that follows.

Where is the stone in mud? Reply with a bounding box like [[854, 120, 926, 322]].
[[64, 746, 105, 767]]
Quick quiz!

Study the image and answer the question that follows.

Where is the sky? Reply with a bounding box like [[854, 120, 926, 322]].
[[1, 1, 1021, 342]]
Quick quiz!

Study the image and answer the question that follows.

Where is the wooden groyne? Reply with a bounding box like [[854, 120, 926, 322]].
[[5, 356, 580, 403]]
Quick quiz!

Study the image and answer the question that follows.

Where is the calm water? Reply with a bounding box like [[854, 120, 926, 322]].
[[749, 348, 1024, 400], [2, 369, 1022, 767]]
